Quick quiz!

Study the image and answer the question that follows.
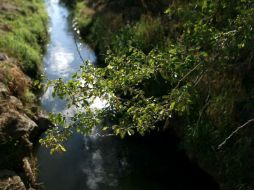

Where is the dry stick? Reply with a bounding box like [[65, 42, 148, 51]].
[[163, 63, 202, 129], [74, 32, 85, 64], [196, 88, 210, 126], [194, 69, 208, 87], [173, 62, 202, 90], [140, 0, 150, 13], [194, 73, 203, 87], [218, 118, 254, 150]]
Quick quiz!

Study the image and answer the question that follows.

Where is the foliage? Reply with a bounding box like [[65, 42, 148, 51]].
[[46, 0, 254, 189]]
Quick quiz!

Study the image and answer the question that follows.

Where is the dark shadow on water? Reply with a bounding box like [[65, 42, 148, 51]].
[[116, 131, 220, 190], [37, 129, 220, 190]]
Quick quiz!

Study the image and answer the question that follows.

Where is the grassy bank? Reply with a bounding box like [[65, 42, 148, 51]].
[[0, 0, 48, 103], [0, 0, 48, 78], [51, 0, 254, 189]]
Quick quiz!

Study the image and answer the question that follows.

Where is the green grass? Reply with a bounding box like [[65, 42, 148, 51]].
[[75, 1, 93, 27], [0, 0, 48, 78]]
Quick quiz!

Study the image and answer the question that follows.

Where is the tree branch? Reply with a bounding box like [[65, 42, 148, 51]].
[[174, 62, 202, 90], [74, 32, 85, 64], [218, 118, 254, 150]]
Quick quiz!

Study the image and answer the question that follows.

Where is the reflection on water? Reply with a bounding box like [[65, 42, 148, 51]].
[[38, 0, 220, 190], [41, 0, 95, 113], [39, 0, 128, 189], [43, 0, 95, 80], [48, 50, 74, 76], [38, 0, 99, 189]]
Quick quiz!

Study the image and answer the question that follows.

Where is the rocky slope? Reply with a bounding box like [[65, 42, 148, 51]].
[[0, 54, 51, 190], [0, 0, 50, 189]]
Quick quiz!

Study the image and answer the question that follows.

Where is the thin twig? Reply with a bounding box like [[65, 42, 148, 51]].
[[173, 63, 202, 90], [194, 69, 207, 87], [92, 133, 115, 137], [74, 32, 85, 64], [193, 73, 203, 86], [196, 88, 210, 126], [218, 118, 254, 150]]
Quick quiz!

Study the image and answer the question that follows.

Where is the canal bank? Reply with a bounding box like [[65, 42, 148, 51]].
[[0, 0, 49, 189]]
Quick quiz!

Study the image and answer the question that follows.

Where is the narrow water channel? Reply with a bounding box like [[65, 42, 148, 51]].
[[37, 0, 220, 190]]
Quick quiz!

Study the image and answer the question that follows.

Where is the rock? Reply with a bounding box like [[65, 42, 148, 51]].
[[9, 96, 24, 111], [0, 24, 12, 32], [30, 110, 54, 142], [0, 110, 37, 145], [0, 4, 22, 13], [0, 82, 9, 98], [0, 53, 8, 61], [22, 158, 35, 187], [0, 95, 24, 115], [37, 114, 54, 132], [0, 170, 26, 190]]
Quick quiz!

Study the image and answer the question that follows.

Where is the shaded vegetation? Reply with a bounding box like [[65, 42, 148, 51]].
[[43, 0, 254, 189]]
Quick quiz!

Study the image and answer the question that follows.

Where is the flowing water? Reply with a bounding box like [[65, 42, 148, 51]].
[[37, 0, 220, 189]]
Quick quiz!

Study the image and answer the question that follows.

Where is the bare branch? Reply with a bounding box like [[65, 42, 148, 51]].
[[174, 62, 202, 90], [218, 118, 254, 150], [196, 88, 210, 126], [74, 32, 85, 64]]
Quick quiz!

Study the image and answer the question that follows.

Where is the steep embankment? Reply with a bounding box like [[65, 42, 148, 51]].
[[0, 0, 49, 189], [64, 0, 254, 189]]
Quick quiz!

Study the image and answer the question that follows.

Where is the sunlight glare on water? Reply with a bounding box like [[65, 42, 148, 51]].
[[49, 49, 74, 77]]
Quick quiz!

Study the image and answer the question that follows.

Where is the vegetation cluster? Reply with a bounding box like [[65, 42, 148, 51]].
[[44, 0, 254, 189]]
